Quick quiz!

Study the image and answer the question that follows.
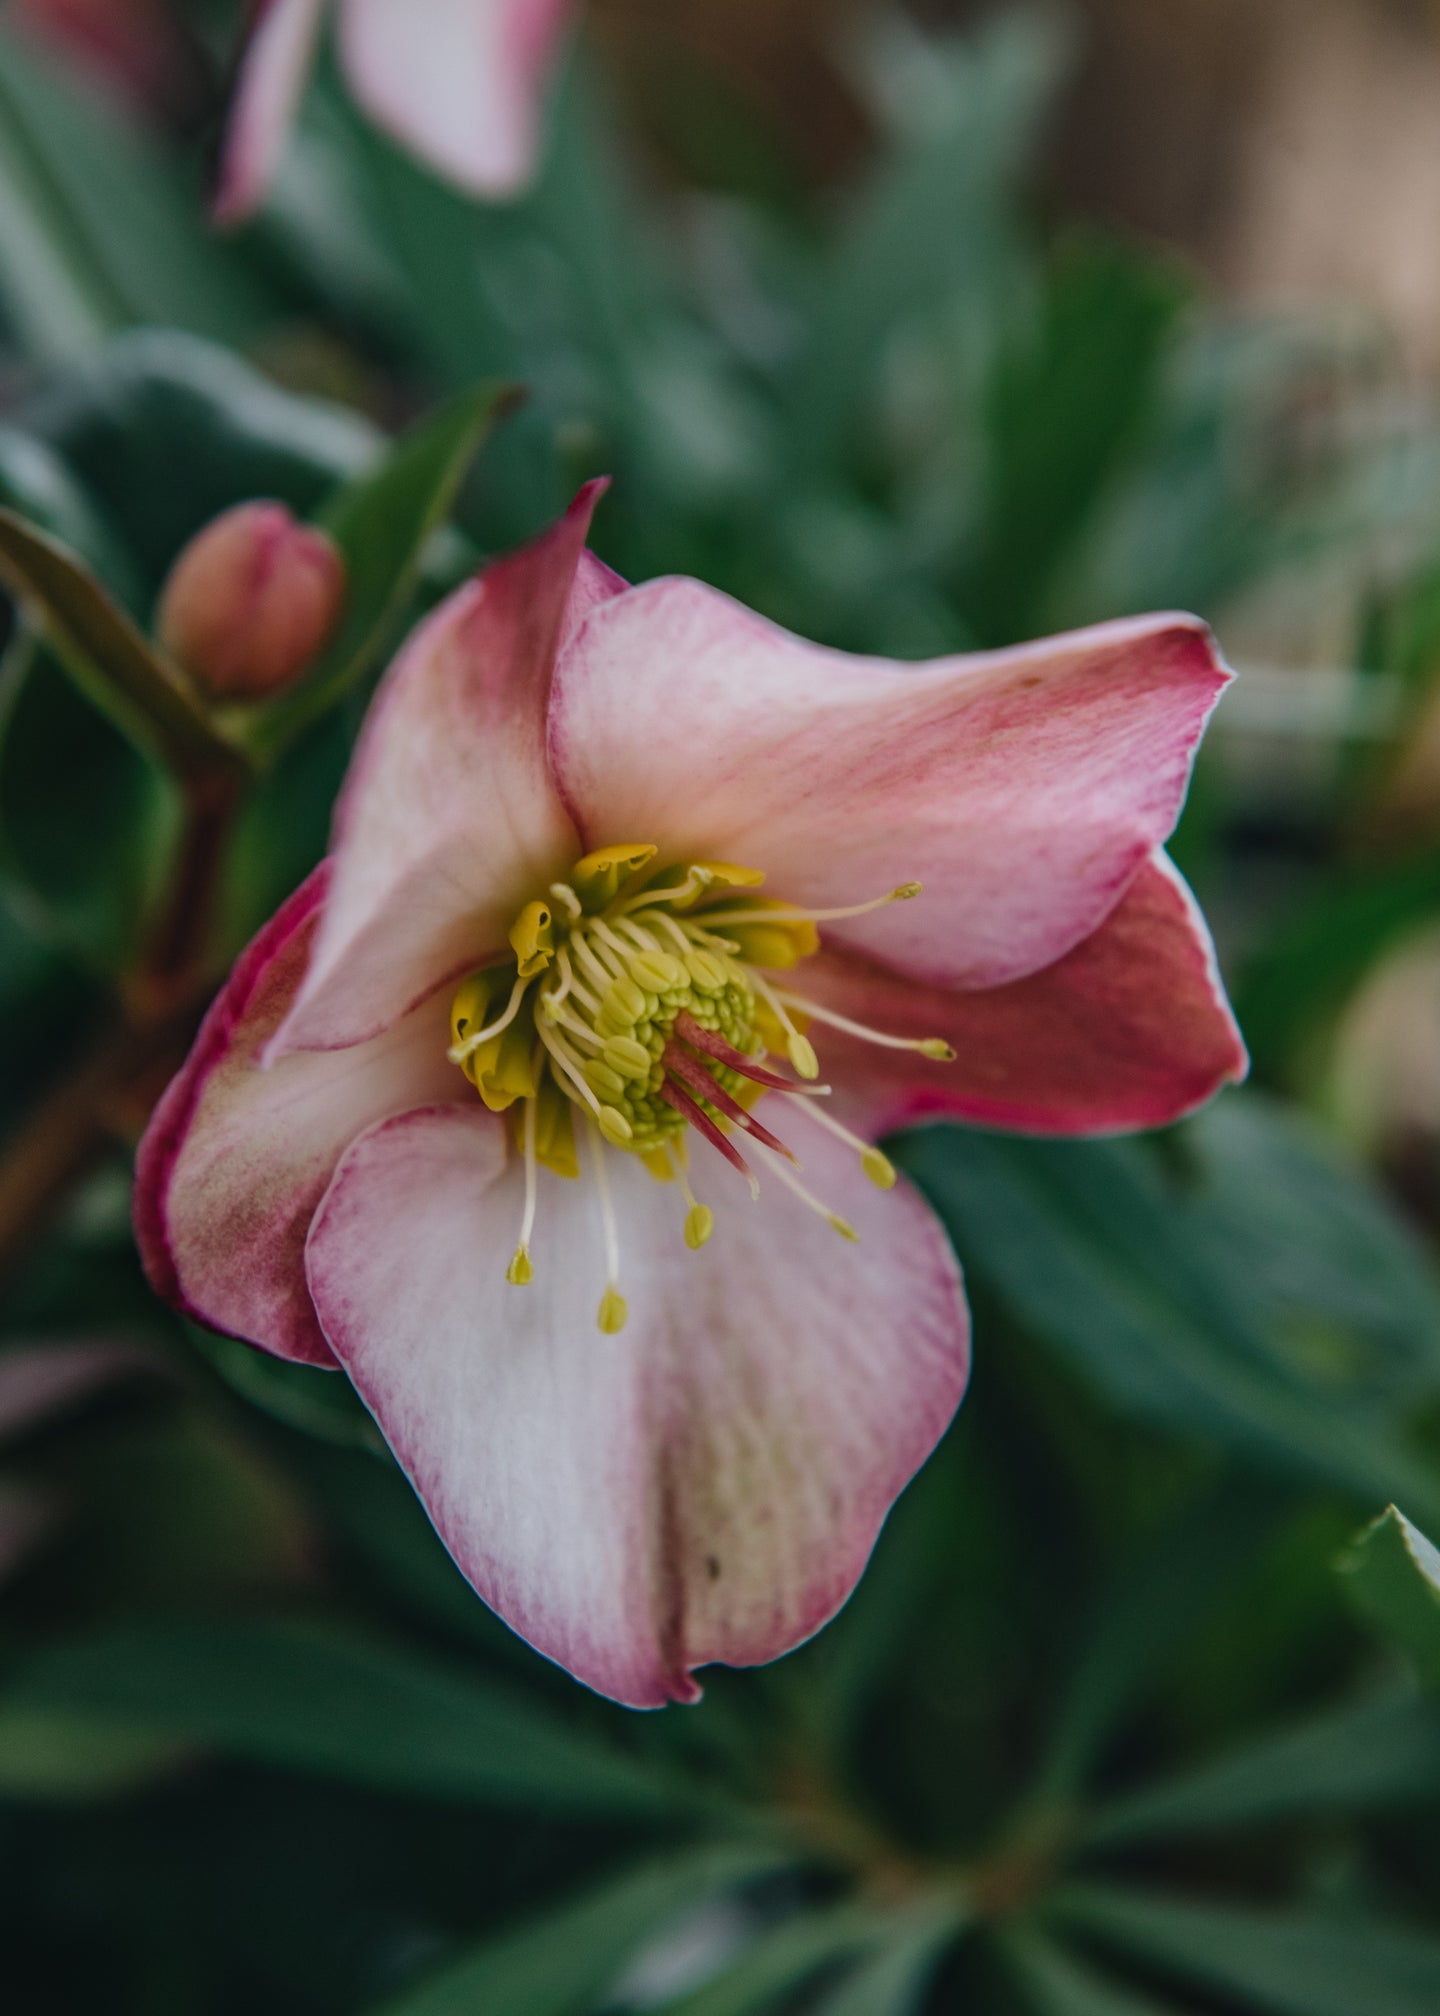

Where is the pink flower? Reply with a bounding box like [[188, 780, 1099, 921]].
[[134, 484, 1246, 1707], [215, 0, 579, 225]]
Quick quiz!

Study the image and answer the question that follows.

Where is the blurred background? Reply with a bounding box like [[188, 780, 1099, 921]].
[[2, 1, 1440, 2011]]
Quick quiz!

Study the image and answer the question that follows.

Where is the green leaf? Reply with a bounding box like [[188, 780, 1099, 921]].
[[655, 1903, 898, 2016], [2, 1619, 688, 1819], [0, 22, 271, 359], [1338, 1506, 1440, 1686], [0, 422, 140, 599], [1080, 1687, 1440, 1849], [894, 1123, 1440, 1523], [371, 1845, 796, 2016], [23, 329, 382, 595], [1050, 1883, 1440, 2016], [0, 1705, 187, 1802], [786, 12, 1065, 473], [814, 1908, 966, 2016], [248, 380, 522, 759], [0, 506, 242, 776], [999, 1926, 1175, 2015], [1029, 1476, 1288, 1806]]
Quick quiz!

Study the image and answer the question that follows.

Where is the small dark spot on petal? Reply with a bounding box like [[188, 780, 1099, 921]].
[[706, 1555, 721, 1580]]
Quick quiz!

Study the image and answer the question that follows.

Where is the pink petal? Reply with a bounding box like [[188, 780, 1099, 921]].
[[213, 0, 329, 227], [550, 582, 1230, 991], [135, 865, 466, 1367], [806, 852, 1248, 1139], [304, 1104, 969, 1707], [268, 487, 616, 1061], [338, 0, 577, 198]]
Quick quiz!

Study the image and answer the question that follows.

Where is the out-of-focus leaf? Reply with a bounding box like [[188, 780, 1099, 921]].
[[3, 1619, 695, 1818], [1050, 1883, 1440, 2016], [654, 1902, 899, 2016], [187, 1325, 382, 1452], [0, 424, 139, 598], [248, 380, 521, 758], [813, 1908, 966, 2016], [371, 1845, 796, 2016], [0, 1705, 187, 1801], [0, 630, 166, 964], [22, 330, 382, 594], [1238, 855, 1440, 1082], [1081, 1687, 1440, 1848], [787, 12, 1064, 472], [0, 24, 270, 356], [1338, 1506, 1440, 1686], [895, 1125, 1440, 1523], [1000, 1926, 1175, 2015], [1029, 1476, 1287, 1806], [961, 236, 1186, 644], [1183, 1096, 1440, 1392], [0, 507, 242, 774]]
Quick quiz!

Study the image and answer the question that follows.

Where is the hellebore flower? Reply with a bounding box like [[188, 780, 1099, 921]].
[[215, 0, 579, 224], [134, 483, 1245, 1707]]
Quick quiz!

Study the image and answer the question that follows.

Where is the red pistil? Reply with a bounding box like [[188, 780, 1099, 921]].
[[673, 1011, 799, 1091], [663, 1042, 797, 1161], [659, 1078, 756, 1183]]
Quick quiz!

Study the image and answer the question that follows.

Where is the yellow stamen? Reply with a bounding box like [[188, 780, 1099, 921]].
[[587, 1118, 627, 1333], [748, 970, 820, 1079], [754, 1141, 859, 1241], [800, 1098, 899, 1188], [773, 987, 956, 1061], [698, 883, 921, 928], [508, 1088, 539, 1283]]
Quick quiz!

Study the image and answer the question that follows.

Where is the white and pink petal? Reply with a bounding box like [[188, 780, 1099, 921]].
[[550, 580, 1230, 992], [304, 1103, 969, 1707], [801, 852, 1247, 1141], [214, 0, 329, 225], [338, 0, 577, 199], [134, 864, 468, 1368], [268, 486, 617, 1060]]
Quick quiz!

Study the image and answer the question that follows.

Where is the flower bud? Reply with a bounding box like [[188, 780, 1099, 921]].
[[157, 501, 345, 701]]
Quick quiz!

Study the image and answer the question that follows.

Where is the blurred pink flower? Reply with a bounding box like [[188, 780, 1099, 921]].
[[215, 0, 579, 223], [134, 484, 1245, 1707], [12, 0, 199, 116]]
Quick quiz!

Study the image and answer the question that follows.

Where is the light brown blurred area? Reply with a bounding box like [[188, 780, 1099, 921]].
[[594, 0, 1440, 374]]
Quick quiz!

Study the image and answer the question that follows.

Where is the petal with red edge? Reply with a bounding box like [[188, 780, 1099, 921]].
[[268, 488, 618, 1060], [213, 0, 328, 226], [135, 865, 469, 1367], [338, 0, 576, 198], [802, 851, 1248, 1141], [550, 580, 1230, 990], [304, 1104, 969, 1708]]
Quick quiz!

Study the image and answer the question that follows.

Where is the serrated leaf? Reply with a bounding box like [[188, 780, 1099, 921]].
[[1338, 1506, 1440, 1686], [372, 1845, 796, 2016], [1050, 1883, 1440, 2016], [2, 1619, 689, 1819], [249, 379, 521, 759], [0, 506, 241, 775]]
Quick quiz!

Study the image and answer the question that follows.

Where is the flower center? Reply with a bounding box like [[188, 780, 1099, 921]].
[[447, 844, 952, 1332]]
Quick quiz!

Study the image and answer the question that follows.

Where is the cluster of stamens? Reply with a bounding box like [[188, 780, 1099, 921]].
[[447, 844, 954, 1334]]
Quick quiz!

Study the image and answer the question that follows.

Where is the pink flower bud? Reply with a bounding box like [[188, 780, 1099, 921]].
[[157, 502, 345, 701]]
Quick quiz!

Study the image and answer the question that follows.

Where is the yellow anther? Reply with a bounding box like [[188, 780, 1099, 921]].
[[829, 1216, 860, 1243], [597, 1105, 634, 1147], [584, 1059, 627, 1103], [600, 976, 649, 1027], [920, 1039, 957, 1062], [893, 882, 923, 900], [629, 950, 684, 993], [684, 949, 727, 993], [862, 1147, 897, 1190], [508, 899, 555, 979], [602, 1035, 653, 1082], [572, 843, 657, 910], [506, 1246, 533, 1285], [597, 1286, 629, 1334], [788, 1032, 820, 1080], [684, 1204, 715, 1250]]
